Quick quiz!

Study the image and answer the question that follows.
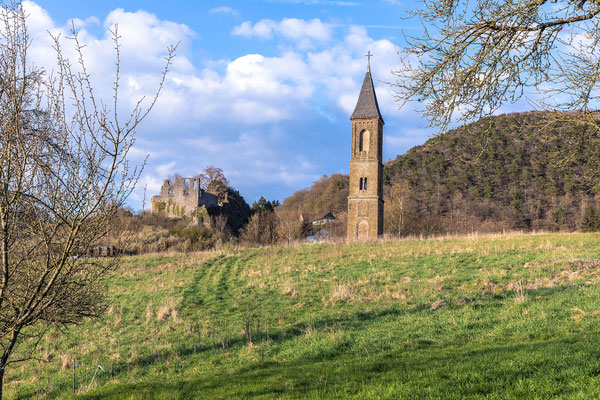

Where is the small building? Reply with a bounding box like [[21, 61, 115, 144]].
[[312, 212, 336, 226], [151, 177, 218, 218]]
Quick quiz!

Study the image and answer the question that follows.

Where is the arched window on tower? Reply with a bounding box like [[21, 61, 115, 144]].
[[359, 130, 370, 152], [359, 177, 363, 190], [364, 178, 368, 190]]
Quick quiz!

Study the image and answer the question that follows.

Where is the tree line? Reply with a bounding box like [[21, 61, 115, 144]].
[[280, 111, 600, 236]]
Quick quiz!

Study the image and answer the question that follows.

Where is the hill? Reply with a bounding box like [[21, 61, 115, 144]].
[[5, 232, 600, 398], [279, 173, 349, 216], [281, 111, 600, 235]]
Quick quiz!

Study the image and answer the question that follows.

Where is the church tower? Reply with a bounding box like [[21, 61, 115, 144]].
[[347, 54, 384, 240]]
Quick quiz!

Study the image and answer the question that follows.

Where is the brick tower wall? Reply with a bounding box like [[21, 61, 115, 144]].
[[347, 118, 384, 240]]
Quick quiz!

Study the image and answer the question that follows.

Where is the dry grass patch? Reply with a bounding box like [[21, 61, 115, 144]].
[[58, 353, 70, 371], [145, 302, 154, 324], [428, 275, 453, 291], [157, 306, 180, 323], [430, 299, 447, 311], [113, 311, 123, 326], [328, 282, 357, 305], [572, 307, 600, 323], [379, 286, 409, 301], [512, 280, 527, 304], [279, 280, 298, 298]]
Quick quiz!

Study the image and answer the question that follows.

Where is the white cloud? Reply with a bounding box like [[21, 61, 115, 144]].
[[304, 26, 402, 117], [156, 161, 177, 178], [148, 23, 403, 128], [20, 4, 414, 206], [210, 6, 240, 17], [127, 146, 151, 163], [232, 18, 333, 44], [146, 51, 314, 125], [183, 132, 320, 188], [128, 14, 396, 123], [103, 8, 195, 66], [68, 16, 100, 29], [23, 2, 196, 105]]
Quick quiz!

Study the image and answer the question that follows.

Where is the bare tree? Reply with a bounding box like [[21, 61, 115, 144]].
[[209, 213, 229, 242], [241, 211, 279, 246], [276, 211, 305, 245], [394, 0, 600, 130], [197, 166, 230, 202], [166, 172, 183, 186], [0, 2, 175, 396], [387, 180, 411, 236]]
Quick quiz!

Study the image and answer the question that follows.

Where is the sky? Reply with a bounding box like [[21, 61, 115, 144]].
[[25, 0, 435, 210]]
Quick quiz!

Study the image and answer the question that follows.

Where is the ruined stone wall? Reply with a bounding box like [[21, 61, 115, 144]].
[[151, 177, 218, 218]]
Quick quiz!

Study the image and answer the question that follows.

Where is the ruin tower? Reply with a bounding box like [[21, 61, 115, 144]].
[[347, 55, 384, 240]]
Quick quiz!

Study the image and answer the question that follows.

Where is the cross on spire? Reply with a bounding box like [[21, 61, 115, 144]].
[[366, 51, 373, 71]]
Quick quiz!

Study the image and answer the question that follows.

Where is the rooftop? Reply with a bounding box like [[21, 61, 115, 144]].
[[351, 66, 384, 122]]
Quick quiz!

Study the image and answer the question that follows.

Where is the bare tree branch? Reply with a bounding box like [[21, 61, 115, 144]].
[[393, 0, 600, 131]]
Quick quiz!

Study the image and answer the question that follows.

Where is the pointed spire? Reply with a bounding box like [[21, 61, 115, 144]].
[[351, 53, 384, 122]]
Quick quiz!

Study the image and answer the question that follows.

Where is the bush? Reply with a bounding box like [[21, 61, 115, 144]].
[[168, 225, 216, 251], [240, 211, 278, 246]]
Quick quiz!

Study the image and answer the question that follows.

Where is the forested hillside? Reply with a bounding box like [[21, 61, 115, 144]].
[[281, 111, 600, 235], [280, 173, 349, 216]]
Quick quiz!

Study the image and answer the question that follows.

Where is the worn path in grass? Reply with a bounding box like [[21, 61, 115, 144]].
[[5, 233, 600, 399]]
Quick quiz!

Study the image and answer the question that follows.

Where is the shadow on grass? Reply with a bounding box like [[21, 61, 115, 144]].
[[80, 333, 600, 400], [75, 255, 600, 399]]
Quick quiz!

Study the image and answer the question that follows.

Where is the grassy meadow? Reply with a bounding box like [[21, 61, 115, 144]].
[[5, 232, 600, 399]]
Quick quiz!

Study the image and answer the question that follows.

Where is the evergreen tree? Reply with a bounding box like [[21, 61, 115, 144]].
[[251, 196, 278, 213], [581, 206, 599, 232]]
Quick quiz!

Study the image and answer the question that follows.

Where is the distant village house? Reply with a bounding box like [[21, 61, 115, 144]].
[[312, 212, 336, 226]]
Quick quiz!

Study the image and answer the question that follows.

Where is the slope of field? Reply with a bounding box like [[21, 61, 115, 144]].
[[6, 233, 600, 399]]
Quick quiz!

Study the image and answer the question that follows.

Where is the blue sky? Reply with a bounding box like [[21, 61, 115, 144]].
[[27, 0, 435, 209]]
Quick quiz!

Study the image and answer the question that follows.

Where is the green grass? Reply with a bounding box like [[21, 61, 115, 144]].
[[5, 232, 600, 399]]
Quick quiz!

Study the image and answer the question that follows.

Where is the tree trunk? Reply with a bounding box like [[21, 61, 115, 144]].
[[0, 362, 5, 400]]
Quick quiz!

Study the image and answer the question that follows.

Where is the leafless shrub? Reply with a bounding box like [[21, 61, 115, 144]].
[[276, 211, 305, 245]]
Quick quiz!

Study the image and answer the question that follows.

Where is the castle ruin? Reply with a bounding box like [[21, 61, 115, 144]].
[[151, 177, 218, 218]]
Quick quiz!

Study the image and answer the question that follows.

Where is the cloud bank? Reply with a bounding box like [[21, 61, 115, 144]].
[[21, 1, 419, 209]]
